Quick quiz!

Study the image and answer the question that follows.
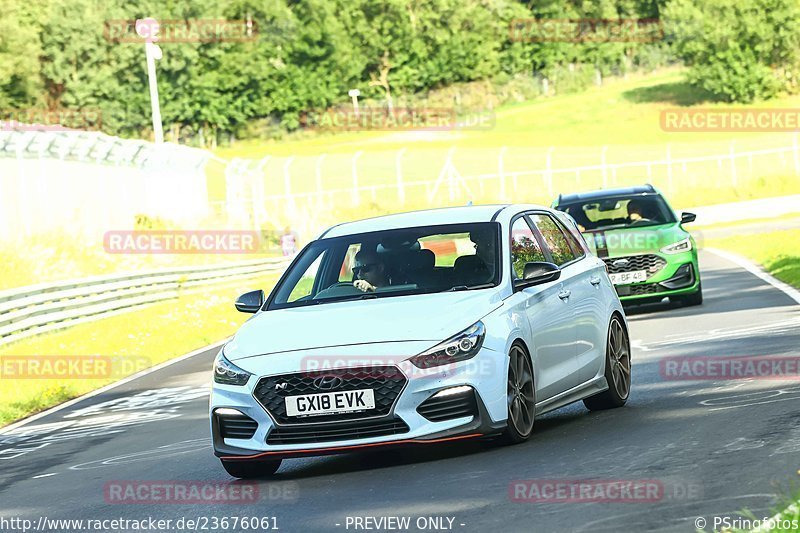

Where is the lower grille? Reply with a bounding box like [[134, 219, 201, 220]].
[[266, 418, 409, 445], [253, 366, 407, 425], [604, 254, 666, 275], [417, 389, 478, 422], [625, 283, 661, 296], [218, 414, 258, 440]]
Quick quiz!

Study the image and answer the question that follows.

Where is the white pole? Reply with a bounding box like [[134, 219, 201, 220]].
[[601, 145, 608, 188], [499, 146, 507, 201], [352, 151, 363, 206], [396, 147, 406, 205], [729, 140, 737, 188], [793, 132, 799, 175], [666, 143, 673, 195], [545, 147, 554, 197], [316, 153, 327, 206], [136, 19, 163, 144], [283, 156, 294, 198], [348, 89, 361, 119]]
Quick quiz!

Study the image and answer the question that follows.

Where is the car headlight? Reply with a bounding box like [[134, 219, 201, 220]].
[[213, 349, 252, 386], [660, 238, 692, 255], [410, 322, 486, 369]]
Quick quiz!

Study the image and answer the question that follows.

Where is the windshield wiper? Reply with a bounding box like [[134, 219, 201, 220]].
[[444, 283, 495, 292]]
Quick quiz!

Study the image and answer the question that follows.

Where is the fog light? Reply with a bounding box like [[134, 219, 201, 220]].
[[215, 407, 245, 416], [432, 385, 473, 398]]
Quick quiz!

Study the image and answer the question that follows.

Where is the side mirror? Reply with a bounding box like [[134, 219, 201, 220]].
[[235, 290, 265, 313], [514, 262, 562, 290], [680, 212, 696, 224]]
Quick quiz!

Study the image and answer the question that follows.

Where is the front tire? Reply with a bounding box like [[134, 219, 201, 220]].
[[220, 458, 282, 479], [584, 316, 631, 411], [501, 344, 536, 444]]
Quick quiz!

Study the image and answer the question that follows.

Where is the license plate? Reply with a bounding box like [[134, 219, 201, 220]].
[[285, 389, 375, 417], [609, 270, 648, 285]]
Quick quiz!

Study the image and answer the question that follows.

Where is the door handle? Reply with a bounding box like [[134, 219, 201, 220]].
[[590, 276, 602, 286], [558, 290, 571, 300]]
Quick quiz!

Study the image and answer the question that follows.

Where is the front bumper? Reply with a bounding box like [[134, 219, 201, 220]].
[[210, 347, 507, 460], [605, 251, 700, 302]]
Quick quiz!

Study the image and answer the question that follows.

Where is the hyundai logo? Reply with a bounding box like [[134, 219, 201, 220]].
[[313, 375, 344, 391]]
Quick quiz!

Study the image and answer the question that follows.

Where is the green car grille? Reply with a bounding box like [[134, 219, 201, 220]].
[[603, 254, 666, 276]]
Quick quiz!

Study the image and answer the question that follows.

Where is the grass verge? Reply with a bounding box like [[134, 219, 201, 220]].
[[0, 273, 279, 427], [707, 229, 800, 289]]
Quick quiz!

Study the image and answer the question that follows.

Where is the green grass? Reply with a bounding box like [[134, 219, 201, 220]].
[[209, 67, 800, 231], [0, 273, 279, 427], [0, 232, 282, 291], [707, 229, 800, 289]]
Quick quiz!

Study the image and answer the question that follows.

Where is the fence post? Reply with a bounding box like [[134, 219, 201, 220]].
[[729, 140, 737, 188], [499, 146, 507, 201], [316, 153, 326, 207], [396, 147, 406, 205], [601, 146, 608, 188], [352, 151, 363, 206], [283, 156, 295, 217], [447, 147, 457, 201], [545, 147, 554, 197], [666, 144, 673, 195], [252, 156, 270, 231]]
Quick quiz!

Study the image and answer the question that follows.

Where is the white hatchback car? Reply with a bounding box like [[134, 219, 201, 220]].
[[210, 205, 631, 478]]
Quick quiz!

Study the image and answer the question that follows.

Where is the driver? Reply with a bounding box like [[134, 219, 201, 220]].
[[468, 226, 497, 278], [627, 200, 651, 223], [352, 250, 389, 292]]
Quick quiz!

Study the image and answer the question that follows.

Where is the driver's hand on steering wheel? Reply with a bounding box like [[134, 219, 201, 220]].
[[354, 279, 376, 292]]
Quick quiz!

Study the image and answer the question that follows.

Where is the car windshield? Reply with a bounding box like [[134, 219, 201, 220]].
[[557, 195, 676, 232], [267, 222, 501, 310]]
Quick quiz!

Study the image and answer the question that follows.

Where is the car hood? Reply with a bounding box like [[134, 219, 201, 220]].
[[582, 223, 688, 257], [224, 289, 504, 361]]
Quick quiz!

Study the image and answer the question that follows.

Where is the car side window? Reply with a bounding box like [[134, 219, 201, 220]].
[[510, 217, 546, 279], [338, 244, 361, 282], [530, 214, 578, 267], [554, 215, 587, 257]]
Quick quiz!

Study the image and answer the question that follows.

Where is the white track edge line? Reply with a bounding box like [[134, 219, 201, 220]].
[[0, 339, 226, 435], [705, 248, 800, 306]]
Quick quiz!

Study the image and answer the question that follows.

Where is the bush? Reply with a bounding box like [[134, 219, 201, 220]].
[[665, 0, 800, 102]]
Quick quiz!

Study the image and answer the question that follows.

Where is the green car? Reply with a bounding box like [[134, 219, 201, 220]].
[[552, 184, 702, 306]]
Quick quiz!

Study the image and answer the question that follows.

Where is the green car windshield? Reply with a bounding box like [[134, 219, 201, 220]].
[[557, 195, 676, 232]]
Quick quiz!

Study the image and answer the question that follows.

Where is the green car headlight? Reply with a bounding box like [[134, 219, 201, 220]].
[[661, 238, 692, 255]]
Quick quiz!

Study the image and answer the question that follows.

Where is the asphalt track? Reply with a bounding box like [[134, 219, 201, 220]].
[[1, 250, 799, 533]]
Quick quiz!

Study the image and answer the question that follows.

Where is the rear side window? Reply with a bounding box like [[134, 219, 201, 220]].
[[510, 217, 546, 279], [529, 214, 578, 267]]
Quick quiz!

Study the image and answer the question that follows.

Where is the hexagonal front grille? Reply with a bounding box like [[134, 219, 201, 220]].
[[603, 254, 666, 275], [253, 366, 407, 425]]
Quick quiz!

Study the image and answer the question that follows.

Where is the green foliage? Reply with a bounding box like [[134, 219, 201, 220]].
[[664, 0, 800, 102], [0, 0, 675, 142]]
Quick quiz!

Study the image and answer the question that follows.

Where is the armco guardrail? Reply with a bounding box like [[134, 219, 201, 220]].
[[0, 257, 289, 347]]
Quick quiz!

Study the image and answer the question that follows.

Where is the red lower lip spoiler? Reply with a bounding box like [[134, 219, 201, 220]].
[[220, 433, 483, 461]]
